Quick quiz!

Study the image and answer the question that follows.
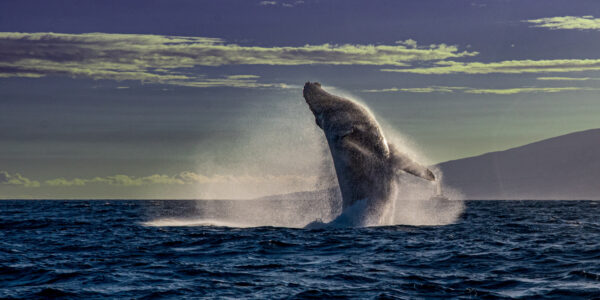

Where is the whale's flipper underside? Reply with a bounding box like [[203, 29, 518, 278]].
[[389, 144, 436, 181]]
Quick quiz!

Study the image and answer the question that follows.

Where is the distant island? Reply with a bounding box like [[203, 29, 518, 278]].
[[437, 129, 600, 200]]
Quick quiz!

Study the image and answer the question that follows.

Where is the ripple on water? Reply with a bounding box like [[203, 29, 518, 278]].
[[0, 200, 599, 298]]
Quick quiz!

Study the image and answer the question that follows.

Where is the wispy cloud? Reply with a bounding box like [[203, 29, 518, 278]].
[[0, 32, 475, 88], [362, 85, 597, 95], [525, 15, 600, 30], [168, 75, 295, 89], [45, 174, 183, 187], [0, 171, 318, 199], [283, 1, 304, 7], [537, 76, 600, 81], [464, 87, 597, 95], [36, 171, 319, 199], [0, 171, 40, 187], [382, 59, 600, 74], [0, 72, 44, 78], [259, 0, 305, 7], [362, 86, 467, 93], [42, 171, 315, 187]]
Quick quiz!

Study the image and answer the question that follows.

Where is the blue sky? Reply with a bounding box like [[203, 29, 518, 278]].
[[1, 0, 600, 198]]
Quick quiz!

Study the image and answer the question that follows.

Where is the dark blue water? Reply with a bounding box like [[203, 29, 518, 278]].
[[1, 200, 599, 299]]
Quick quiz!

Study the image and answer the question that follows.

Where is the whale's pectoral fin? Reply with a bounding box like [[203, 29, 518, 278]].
[[389, 144, 436, 181], [402, 164, 436, 181]]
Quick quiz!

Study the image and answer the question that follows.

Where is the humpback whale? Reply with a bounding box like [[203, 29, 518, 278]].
[[303, 82, 435, 226]]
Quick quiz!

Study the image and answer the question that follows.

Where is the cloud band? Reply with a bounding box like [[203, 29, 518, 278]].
[[0, 32, 475, 88], [525, 16, 600, 31]]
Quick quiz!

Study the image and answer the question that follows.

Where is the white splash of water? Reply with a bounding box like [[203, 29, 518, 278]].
[[186, 91, 329, 200]]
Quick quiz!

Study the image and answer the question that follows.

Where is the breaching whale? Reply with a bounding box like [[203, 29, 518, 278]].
[[303, 82, 436, 226]]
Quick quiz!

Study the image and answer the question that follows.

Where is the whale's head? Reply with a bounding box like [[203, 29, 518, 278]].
[[303, 81, 385, 142], [303, 81, 359, 131], [303, 82, 329, 128]]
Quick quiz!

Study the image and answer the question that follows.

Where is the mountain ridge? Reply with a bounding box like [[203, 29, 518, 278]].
[[436, 128, 600, 200]]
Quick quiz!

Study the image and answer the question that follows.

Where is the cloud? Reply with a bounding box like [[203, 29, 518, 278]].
[[171, 75, 296, 89], [45, 178, 87, 187], [283, 1, 305, 7], [0, 171, 40, 187], [35, 171, 319, 199], [363, 86, 467, 93], [382, 59, 600, 74], [0, 32, 475, 87], [0, 72, 44, 78], [396, 39, 418, 48], [259, 0, 305, 7], [525, 16, 600, 30], [45, 173, 187, 187], [362, 85, 597, 94], [225, 74, 260, 79], [41, 171, 315, 187], [464, 87, 598, 95], [537, 76, 600, 81]]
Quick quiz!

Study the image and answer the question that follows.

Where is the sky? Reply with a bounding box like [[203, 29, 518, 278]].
[[1, 0, 600, 199]]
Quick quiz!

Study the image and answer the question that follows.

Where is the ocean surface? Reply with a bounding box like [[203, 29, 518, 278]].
[[1, 200, 599, 299]]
